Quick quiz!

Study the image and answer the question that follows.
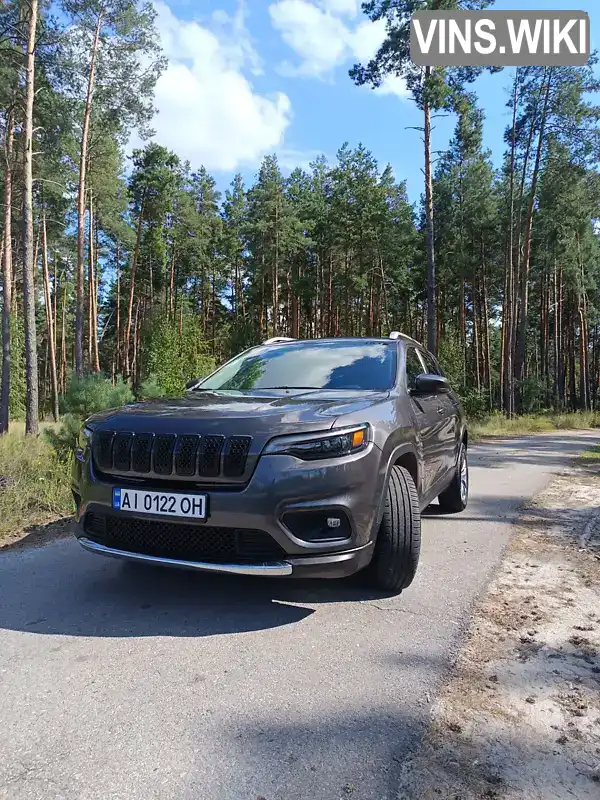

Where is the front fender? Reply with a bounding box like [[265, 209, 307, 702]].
[[373, 440, 421, 532]]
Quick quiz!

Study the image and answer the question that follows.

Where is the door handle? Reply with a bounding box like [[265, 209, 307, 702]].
[[437, 407, 445, 414]]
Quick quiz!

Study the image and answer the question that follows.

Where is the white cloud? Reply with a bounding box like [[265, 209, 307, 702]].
[[375, 75, 410, 99], [135, 2, 292, 172], [350, 18, 387, 63], [269, 0, 349, 77], [318, 0, 359, 16], [269, 0, 408, 98], [276, 147, 329, 172]]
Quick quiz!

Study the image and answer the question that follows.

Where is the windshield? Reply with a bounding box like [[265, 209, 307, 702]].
[[197, 341, 397, 392]]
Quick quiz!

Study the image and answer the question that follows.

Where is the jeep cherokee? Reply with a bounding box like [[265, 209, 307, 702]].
[[71, 333, 468, 593]]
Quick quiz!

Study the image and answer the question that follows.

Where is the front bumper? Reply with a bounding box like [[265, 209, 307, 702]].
[[76, 536, 375, 579], [72, 442, 385, 579]]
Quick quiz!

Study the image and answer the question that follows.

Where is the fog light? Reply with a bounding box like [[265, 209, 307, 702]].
[[282, 510, 351, 542]]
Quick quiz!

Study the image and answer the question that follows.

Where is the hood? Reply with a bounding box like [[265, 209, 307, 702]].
[[87, 389, 390, 437]]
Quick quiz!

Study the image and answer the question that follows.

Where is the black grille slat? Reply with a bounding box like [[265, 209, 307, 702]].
[[153, 435, 175, 475], [83, 514, 286, 564], [94, 430, 250, 482], [198, 435, 225, 477], [224, 436, 252, 477], [113, 433, 133, 471], [96, 432, 115, 470], [131, 434, 153, 473], [175, 435, 200, 476]]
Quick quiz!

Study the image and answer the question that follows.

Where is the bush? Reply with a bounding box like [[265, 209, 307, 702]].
[[0, 429, 71, 540], [460, 389, 489, 421], [60, 373, 133, 418], [44, 413, 83, 464], [46, 373, 135, 463], [137, 375, 164, 400]]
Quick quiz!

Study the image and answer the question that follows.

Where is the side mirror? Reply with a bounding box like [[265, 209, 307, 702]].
[[412, 373, 450, 395], [185, 378, 199, 390]]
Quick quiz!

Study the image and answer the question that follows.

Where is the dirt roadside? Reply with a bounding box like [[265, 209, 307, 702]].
[[397, 460, 600, 799], [0, 517, 72, 552]]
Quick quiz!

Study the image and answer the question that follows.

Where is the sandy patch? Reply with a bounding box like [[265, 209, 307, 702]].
[[397, 464, 600, 799]]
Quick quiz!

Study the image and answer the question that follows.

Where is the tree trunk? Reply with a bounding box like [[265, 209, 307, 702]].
[[473, 273, 481, 392], [568, 303, 576, 410], [273, 205, 279, 336], [124, 199, 145, 381], [579, 304, 588, 411], [169, 246, 175, 320], [115, 242, 121, 377], [60, 279, 67, 393], [423, 76, 437, 356], [132, 300, 140, 390], [515, 69, 553, 406], [41, 211, 59, 421], [75, 11, 103, 377], [22, 0, 39, 435], [88, 196, 100, 371], [1, 98, 15, 434], [481, 247, 492, 408], [291, 258, 299, 338], [502, 70, 519, 417]]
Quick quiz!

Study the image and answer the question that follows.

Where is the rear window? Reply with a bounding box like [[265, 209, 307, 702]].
[[198, 341, 397, 392]]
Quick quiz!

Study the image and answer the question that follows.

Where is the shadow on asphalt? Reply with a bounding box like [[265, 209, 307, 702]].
[[0, 545, 395, 639], [471, 432, 599, 470]]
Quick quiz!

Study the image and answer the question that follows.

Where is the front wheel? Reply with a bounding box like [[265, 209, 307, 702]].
[[363, 465, 421, 594], [437, 443, 468, 513]]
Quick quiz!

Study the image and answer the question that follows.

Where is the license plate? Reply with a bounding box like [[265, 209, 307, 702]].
[[112, 488, 207, 520]]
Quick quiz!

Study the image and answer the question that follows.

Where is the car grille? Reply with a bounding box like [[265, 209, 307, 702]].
[[83, 513, 287, 564], [93, 431, 252, 481]]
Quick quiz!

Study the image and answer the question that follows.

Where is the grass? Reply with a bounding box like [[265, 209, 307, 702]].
[[579, 444, 600, 463], [470, 410, 600, 440], [0, 425, 72, 543]]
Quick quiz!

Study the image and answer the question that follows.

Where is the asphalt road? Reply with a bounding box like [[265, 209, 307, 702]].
[[0, 432, 597, 800]]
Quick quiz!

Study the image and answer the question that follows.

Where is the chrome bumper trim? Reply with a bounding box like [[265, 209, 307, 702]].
[[77, 537, 294, 576]]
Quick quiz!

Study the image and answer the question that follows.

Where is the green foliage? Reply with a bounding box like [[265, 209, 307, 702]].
[[438, 335, 466, 390], [518, 377, 550, 415], [0, 428, 71, 540], [59, 373, 133, 417], [137, 375, 164, 400], [146, 315, 216, 395], [46, 374, 134, 462], [460, 390, 489, 421], [44, 413, 84, 463]]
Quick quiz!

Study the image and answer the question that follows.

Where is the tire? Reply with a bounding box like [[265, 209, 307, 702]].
[[437, 442, 468, 513], [364, 465, 421, 593]]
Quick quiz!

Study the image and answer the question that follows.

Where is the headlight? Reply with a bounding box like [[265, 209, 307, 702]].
[[263, 424, 369, 461], [75, 424, 94, 461]]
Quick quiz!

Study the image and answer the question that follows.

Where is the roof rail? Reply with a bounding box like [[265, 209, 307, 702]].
[[388, 331, 403, 340], [263, 336, 296, 345]]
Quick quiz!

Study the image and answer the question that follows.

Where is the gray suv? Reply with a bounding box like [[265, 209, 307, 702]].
[[72, 333, 468, 593]]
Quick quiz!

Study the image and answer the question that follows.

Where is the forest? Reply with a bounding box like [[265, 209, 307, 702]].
[[2, 0, 600, 438]]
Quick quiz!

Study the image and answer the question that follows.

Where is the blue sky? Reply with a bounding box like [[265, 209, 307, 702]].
[[140, 0, 599, 206]]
